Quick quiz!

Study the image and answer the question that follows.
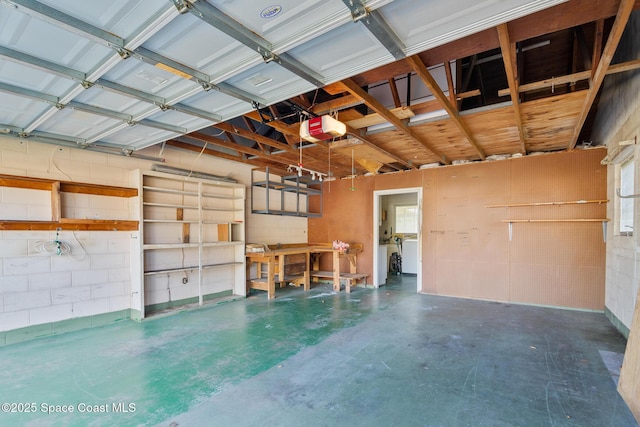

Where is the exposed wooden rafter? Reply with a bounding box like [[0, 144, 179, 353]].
[[187, 131, 273, 159], [444, 61, 457, 109], [591, 19, 604, 76], [497, 59, 640, 97], [212, 122, 296, 154], [569, 0, 635, 149], [167, 139, 251, 165], [497, 23, 527, 154], [339, 78, 449, 165], [157, 0, 640, 178], [344, 125, 410, 170], [406, 55, 486, 160], [388, 78, 402, 108]]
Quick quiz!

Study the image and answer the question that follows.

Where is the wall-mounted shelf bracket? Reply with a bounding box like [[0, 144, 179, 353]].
[[616, 188, 640, 199]]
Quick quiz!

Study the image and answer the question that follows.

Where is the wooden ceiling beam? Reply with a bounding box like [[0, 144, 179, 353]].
[[212, 122, 295, 153], [406, 55, 486, 160], [311, 94, 363, 115], [241, 116, 267, 151], [592, 19, 604, 77], [243, 110, 299, 140], [497, 23, 527, 154], [608, 58, 640, 74], [187, 132, 273, 158], [569, 0, 635, 150], [265, 105, 298, 145], [344, 125, 410, 170], [497, 58, 640, 97], [350, 0, 637, 87], [241, 110, 331, 149], [498, 70, 591, 97], [573, 26, 593, 71], [508, 0, 638, 44], [444, 61, 457, 109], [388, 78, 402, 108], [169, 138, 345, 177], [339, 78, 450, 165], [167, 140, 252, 165]]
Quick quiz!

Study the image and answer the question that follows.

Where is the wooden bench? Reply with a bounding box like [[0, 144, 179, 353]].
[[310, 271, 369, 293]]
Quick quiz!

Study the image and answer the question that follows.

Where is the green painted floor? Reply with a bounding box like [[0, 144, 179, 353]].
[[0, 275, 636, 427]]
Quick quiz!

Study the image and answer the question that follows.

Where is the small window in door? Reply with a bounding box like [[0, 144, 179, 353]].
[[395, 205, 418, 233]]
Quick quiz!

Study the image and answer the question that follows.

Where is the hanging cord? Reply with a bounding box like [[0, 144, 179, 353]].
[[33, 229, 87, 261], [67, 230, 87, 261], [310, 89, 319, 109], [350, 148, 356, 191], [34, 231, 70, 256], [47, 147, 73, 181], [298, 115, 304, 174], [327, 142, 331, 192], [186, 129, 225, 178], [188, 142, 208, 178]]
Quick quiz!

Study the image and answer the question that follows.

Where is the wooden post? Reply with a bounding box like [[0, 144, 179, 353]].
[[619, 286, 640, 423], [176, 208, 189, 243], [332, 250, 340, 292], [50, 181, 61, 222]]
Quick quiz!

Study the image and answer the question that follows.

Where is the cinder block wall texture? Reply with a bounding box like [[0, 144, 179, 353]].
[[0, 137, 307, 334], [592, 9, 640, 332]]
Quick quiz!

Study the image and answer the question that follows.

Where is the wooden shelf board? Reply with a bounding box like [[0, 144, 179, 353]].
[[60, 182, 137, 197], [143, 219, 199, 224], [143, 243, 201, 249], [143, 202, 198, 209], [0, 174, 137, 197], [0, 219, 138, 231], [487, 199, 608, 208], [502, 219, 609, 223]]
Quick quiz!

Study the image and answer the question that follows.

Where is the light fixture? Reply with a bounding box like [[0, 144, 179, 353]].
[[287, 164, 327, 182]]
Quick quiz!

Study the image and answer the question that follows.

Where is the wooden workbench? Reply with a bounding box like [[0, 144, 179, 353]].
[[246, 246, 340, 300]]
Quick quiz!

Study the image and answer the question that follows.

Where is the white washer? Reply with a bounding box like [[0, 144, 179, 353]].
[[377, 245, 387, 286], [402, 239, 418, 274]]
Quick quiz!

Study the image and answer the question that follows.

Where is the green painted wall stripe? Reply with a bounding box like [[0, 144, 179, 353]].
[[0, 309, 133, 347]]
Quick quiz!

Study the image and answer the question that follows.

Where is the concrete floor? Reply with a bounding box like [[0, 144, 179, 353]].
[[0, 275, 636, 427]]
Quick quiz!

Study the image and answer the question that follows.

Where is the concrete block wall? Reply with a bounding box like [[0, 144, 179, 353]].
[[0, 229, 131, 332], [592, 9, 640, 334], [0, 136, 309, 336]]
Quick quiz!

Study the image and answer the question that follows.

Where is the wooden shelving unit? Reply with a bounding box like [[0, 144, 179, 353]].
[[130, 169, 246, 319], [0, 174, 138, 231]]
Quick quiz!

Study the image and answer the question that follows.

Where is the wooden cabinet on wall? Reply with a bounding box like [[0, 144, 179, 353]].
[[130, 169, 246, 319]]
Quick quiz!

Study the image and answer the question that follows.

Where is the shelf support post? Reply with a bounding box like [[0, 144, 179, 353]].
[[51, 181, 61, 222]]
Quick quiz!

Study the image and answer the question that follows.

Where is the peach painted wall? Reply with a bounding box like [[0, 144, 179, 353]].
[[310, 148, 607, 310]]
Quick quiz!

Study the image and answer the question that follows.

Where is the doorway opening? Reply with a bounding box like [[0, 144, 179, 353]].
[[373, 188, 422, 292]]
